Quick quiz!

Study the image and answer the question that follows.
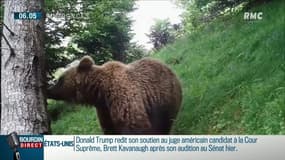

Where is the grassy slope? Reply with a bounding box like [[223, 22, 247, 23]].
[[48, 0, 285, 134], [153, 0, 285, 134]]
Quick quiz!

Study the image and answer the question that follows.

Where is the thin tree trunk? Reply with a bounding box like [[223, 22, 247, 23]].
[[1, 0, 50, 134], [0, 0, 4, 131]]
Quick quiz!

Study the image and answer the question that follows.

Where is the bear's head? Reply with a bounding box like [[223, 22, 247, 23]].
[[47, 56, 95, 102]]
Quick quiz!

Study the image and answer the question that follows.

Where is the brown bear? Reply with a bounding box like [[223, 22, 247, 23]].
[[47, 56, 182, 134]]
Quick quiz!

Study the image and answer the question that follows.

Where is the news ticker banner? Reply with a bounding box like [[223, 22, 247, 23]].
[[0, 135, 284, 160]]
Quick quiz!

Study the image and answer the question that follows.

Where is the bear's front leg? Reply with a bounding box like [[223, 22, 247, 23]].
[[110, 103, 152, 134], [95, 106, 118, 134]]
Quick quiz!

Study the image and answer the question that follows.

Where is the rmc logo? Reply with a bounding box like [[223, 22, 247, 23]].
[[244, 12, 263, 20]]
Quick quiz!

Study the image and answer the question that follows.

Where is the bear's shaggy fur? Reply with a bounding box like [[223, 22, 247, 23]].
[[47, 56, 182, 134]]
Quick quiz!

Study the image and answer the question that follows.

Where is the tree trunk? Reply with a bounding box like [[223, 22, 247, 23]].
[[1, 0, 50, 134], [0, 0, 4, 131]]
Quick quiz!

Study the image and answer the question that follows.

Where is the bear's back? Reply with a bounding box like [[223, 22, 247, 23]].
[[127, 58, 182, 134], [127, 58, 182, 111], [99, 58, 181, 106]]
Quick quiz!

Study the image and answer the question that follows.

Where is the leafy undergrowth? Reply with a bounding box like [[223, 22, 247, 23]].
[[48, 0, 285, 134]]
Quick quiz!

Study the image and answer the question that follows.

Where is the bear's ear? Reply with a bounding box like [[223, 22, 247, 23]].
[[78, 56, 94, 70]]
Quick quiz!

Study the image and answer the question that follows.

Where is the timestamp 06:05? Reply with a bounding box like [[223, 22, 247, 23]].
[[14, 12, 42, 20]]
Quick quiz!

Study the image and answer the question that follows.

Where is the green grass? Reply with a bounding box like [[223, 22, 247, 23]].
[[153, 0, 285, 134], [48, 100, 102, 134], [48, 0, 285, 134]]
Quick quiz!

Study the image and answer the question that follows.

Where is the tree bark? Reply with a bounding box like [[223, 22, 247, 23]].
[[1, 0, 50, 134]]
